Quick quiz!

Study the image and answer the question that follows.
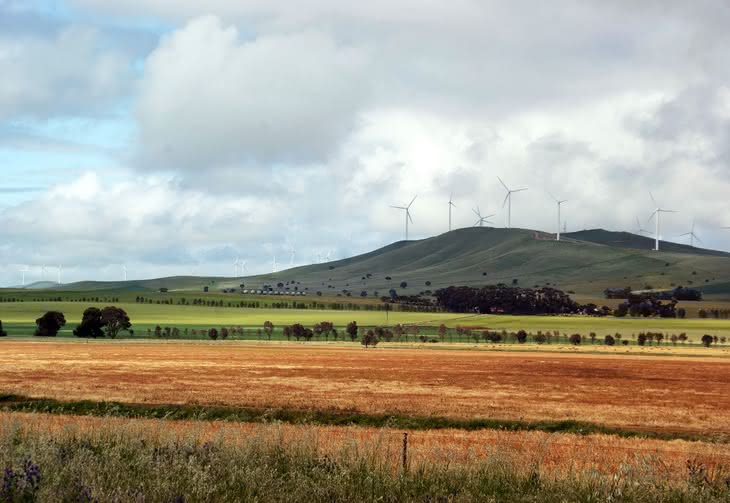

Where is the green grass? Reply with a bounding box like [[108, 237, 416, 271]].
[[1, 393, 726, 444], [1, 412, 728, 502], [3, 300, 730, 340]]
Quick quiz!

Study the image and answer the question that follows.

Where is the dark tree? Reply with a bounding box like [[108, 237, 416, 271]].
[[319, 321, 334, 341], [701, 334, 713, 347], [637, 333, 647, 346], [291, 323, 306, 341], [220, 327, 229, 339], [100, 307, 131, 339], [0, 320, 7, 337], [400, 281, 408, 289], [303, 328, 314, 341], [569, 333, 581, 345], [263, 321, 274, 340], [73, 307, 105, 338], [346, 321, 358, 342], [604, 335, 616, 346], [34, 311, 66, 337], [361, 329, 379, 348], [283, 325, 292, 341], [516, 330, 528, 344], [208, 328, 219, 340]]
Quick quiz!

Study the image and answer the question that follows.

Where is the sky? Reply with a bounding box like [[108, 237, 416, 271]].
[[1, 0, 730, 285]]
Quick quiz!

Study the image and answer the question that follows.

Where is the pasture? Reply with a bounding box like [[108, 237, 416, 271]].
[[3, 300, 730, 341]]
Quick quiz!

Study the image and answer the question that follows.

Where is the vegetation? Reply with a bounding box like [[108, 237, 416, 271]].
[[435, 285, 584, 315], [33, 311, 66, 337]]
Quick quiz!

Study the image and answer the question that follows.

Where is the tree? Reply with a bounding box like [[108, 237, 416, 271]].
[[313, 323, 323, 340], [569, 333, 581, 345], [34, 311, 66, 337], [0, 321, 6, 337], [637, 333, 647, 346], [516, 330, 528, 344], [399, 281, 408, 289], [346, 321, 358, 342], [263, 321, 274, 340], [438, 324, 448, 341], [320, 321, 334, 341], [154, 325, 162, 338], [303, 328, 314, 342], [589, 332, 597, 345], [533, 333, 546, 344], [73, 307, 104, 338], [701, 334, 713, 347], [283, 325, 292, 341], [208, 328, 219, 340], [100, 306, 131, 339], [604, 335, 616, 346], [291, 323, 305, 341], [172, 327, 181, 338], [361, 329, 379, 348], [220, 327, 229, 340], [393, 324, 404, 341]]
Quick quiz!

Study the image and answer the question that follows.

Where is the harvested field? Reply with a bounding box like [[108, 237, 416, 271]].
[[2, 341, 730, 436], [2, 411, 729, 484]]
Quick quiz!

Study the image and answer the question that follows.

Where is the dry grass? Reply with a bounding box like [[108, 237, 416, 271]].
[[2, 411, 729, 484], [2, 341, 730, 436]]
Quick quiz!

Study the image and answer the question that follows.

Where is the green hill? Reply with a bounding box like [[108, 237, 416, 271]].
[[20, 227, 730, 299]]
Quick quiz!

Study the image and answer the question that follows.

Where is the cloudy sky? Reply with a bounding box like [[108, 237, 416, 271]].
[[2, 0, 730, 285]]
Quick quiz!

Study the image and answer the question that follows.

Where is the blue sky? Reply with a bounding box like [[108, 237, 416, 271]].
[[1, 0, 730, 286]]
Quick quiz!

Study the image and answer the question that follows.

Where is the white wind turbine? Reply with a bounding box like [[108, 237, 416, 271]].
[[648, 192, 677, 251], [325, 249, 332, 262], [680, 219, 701, 248], [448, 193, 456, 231], [234, 256, 240, 277], [272, 256, 278, 273], [635, 217, 651, 236], [122, 265, 128, 281], [498, 177, 527, 229], [40, 265, 47, 282], [548, 192, 568, 241], [240, 260, 248, 273], [390, 195, 417, 240], [472, 207, 495, 227], [57, 265, 62, 285], [20, 266, 29, 287]]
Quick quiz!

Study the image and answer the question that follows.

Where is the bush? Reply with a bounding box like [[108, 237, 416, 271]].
[[34, 311, 66, 337], [622, 340, 629, 346], [604, 335, 615, 346], [360, 329, 379, 348], [533, 333, 546, 344], [702, 334, 713, 347], [208, 328, 219, 340], [637, 333, 647, 346], [516, 330, 528, 344], [569, 333, 581, 345]]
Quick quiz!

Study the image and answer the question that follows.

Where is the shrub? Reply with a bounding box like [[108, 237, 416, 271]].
[[699, 309, 708, 319], [533, 333, 546, 344], [220, 327, 229, 340], [604, 335, 615, 346], [622, 340, 629, 346], [701, 334, 713, 347], [569, 333, 581, 345], [637, 333, 647, 346], [34, 311, 66, 337], [516, 330, 528, 344], [208, 328, 219, 340], [361, 329, 379, 348]]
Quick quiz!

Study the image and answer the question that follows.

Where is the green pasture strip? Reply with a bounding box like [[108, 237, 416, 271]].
[[1, 393, 725, 444]]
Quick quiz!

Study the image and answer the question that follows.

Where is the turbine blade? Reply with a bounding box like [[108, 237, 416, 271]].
[[513, 188, 527, 193], [548, 191, 557, 202], [648, 210, 657, 222], [390, 206, 406, 210], [502, 193, 510, 208], [408, 195, 418, 208], [497, 176, 509, 191], [649, 191, 657, 207], [408, 211, 414, 224], [472, 208, 480, 217]]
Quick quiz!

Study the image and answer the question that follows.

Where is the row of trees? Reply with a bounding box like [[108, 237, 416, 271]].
[[435, 285, 583, 315], [29, 307, 132, 338]]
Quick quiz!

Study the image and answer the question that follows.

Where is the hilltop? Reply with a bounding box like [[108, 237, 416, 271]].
[[26, 227, 730, 300]]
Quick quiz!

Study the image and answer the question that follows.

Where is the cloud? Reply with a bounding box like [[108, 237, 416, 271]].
[[135, 15, 370, 170], [0, 25, 131, 120]]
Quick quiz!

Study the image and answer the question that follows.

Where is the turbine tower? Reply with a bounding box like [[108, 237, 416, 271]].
[[40, 265, 46, 282], [272, 256, 277, 273], [234, 256, 240, 277], [122, 265, 127, 281], [20, 266, 29, 287], [390, 195, 417, 240], [548, 192, 567, 241], [498, 177, 527, 228], [57, 265, 62, 285], [472, 207, 495, 227], [448, 193, 456, 231], [680, 219, 701, 247], [648, 192, 677, 251]]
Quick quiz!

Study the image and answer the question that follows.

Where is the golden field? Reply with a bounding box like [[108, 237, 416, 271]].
[[2, 340, 730, 436]]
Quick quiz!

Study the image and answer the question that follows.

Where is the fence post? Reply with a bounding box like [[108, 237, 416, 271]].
[[402, 432, 408, 474]]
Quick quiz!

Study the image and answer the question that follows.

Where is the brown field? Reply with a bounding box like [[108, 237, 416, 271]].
[[2, 411, 729, 484], [2, 341, 730, 437]]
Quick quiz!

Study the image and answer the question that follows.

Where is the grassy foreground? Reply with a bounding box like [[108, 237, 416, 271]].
[[1, 413, 729, 502]]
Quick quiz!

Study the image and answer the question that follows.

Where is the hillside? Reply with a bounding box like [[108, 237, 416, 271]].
[[31, 227, 730, 300]]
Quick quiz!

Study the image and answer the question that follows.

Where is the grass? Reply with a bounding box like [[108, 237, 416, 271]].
[[3, 300, 730, 340], [1, 411, 729, 502]]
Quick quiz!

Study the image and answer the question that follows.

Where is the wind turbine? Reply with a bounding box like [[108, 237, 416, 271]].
[[472, 207, 495, 227], [20, 266, 29, 287], [648, 192, 677, 251], [40, 265, 47, 282], [122, 265, 128, 281], [240, 260, 248, 273], [448, 193, 456, 231], [57, 265, 62, 285], [680, 219, 701, 247], [498, 177, 527, 228], [635, 217, 651, 236], [289, 246, 295, 266], [390, 195, 417, 240], [325, 250, 331, 262], [548, 193, 568, 241], [234, 256, 240, 277], [272, 256, 278, 273]]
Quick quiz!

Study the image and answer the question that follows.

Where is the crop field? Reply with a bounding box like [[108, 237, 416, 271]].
[[2, 341, 730, 437], [4, 300, 730, 340]]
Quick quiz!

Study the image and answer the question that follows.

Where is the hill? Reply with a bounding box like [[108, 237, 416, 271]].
[[16, 227, 730, 299]]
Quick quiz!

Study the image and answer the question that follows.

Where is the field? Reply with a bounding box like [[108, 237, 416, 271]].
[[4, 300, 730, 341], [2, 341, 730, 437]]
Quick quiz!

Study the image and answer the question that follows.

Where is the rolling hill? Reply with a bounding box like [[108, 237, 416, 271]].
[[25, 227, 730, 300]]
